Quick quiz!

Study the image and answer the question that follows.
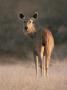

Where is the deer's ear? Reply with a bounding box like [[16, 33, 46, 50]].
[[19, 13, 24, 19], [32, 12, 38, 19]]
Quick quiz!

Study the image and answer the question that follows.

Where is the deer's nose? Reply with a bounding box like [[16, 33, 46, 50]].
[[25, 26, 28, 30]]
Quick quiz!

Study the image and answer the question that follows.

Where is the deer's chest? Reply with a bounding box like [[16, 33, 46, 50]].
[[32, 32, 42, 54]]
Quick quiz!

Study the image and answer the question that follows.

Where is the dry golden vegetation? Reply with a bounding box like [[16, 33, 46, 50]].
[[0, 43, 67, 90]]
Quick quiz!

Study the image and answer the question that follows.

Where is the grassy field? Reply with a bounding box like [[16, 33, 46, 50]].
[[0, 43, 67, 90], [0, 0, 67, 90]]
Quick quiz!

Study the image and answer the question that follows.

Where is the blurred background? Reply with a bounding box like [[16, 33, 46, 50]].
[[0, 0, 67, 58]]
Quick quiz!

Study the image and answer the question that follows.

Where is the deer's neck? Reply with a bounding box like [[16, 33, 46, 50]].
[[29, 26, 42, 42], [27, 24, 42, 51]]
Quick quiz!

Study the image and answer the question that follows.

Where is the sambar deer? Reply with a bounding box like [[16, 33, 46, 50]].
[[19, 12, 54, 77]]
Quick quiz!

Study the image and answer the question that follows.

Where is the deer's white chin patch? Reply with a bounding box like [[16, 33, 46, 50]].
[[27, 27, 36, 34]]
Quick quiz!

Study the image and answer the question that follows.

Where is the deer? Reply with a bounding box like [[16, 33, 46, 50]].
[[19, 12, 54, 77]]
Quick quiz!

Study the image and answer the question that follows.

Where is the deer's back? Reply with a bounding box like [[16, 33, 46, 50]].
[[42, 29, 54, 53]]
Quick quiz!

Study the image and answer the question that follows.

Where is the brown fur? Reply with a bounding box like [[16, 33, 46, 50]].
[[42, 28, 54, 76], [19, 13, 54, 77], [31, 27, 54, 77]]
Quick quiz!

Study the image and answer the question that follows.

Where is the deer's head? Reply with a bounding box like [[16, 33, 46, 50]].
[[19, 12, 38, 35]]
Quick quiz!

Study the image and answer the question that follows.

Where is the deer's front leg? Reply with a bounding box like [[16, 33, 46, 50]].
[[36, 55, 39, 76], [41, 46, 45, 76], [33, 52, 39, 76]]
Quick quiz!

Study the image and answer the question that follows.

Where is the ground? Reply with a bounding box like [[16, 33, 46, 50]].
[[0, 43, 67, 90]]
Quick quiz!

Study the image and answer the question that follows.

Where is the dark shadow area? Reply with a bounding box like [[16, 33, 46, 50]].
[[0, 42, 66, 65], [0, 0, 67, 65], [52, 42, 67, 62]]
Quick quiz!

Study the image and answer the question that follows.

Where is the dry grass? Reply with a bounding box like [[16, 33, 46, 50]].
[[0, 43, 67, 90]]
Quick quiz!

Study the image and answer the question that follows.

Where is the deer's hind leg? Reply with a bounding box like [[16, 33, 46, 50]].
[[45, 51, 51, 77]]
